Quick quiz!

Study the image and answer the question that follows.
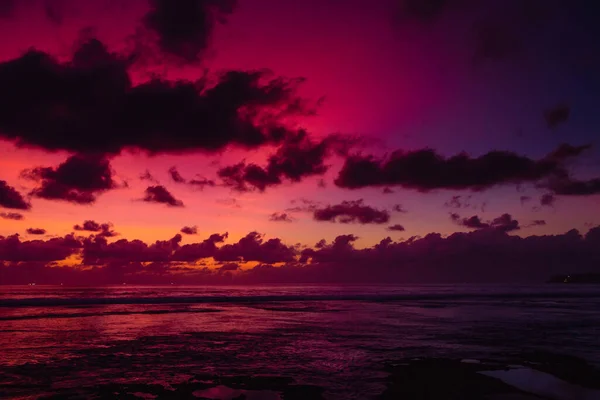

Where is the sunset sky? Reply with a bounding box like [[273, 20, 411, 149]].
[[1, 0, 599, 284]]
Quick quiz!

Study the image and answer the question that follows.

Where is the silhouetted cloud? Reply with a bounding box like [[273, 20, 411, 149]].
[[218, 132, 347, 191], [530, 220, 547, 226], [168, 166, 186, 183], [0, 233, 81, 262], [180, 225, 198, 235], [451, 212, 520, 232], [383, 187, 394, 194], [142, 186, 184, 207], [188, 177, 216, 189], [21, 154, 117, 204], [335, 144, 590, 191], [172, 233, 227, 261], [547, 177, 600, 196], [142, 0, 237, 62], [214, 232, 296, 263], [0, 212, 24, 220], [313, 200, 390, 224], [140, 170, 159, 183], [388, 224, 406, 231], [0, 180, 30, 210], [520, 195, 532, 206], [544, 104, 570, 129], [73, 220, 118, 237], [26, 228, 46, 235], [269, 212, 293, 222], [393, 204, 408, 213], [539, 193, 555, 207], [0, 38, 311, 155], [2, 226, 600, 284], [285, 198, 322, 213]]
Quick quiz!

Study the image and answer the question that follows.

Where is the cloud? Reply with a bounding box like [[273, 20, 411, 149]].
[[213, 232, 297, 263], [0, 180, 30, 210], [313, 200, 390, 224], [520, 195, 532, 206], [73, 220, 118, 237], [0, 0, 16, 18], [547, 177, 600, 196], [0, 212, 24, 220], [335, 144, 590, 191], [142, 186, 184, 207], [142, 0, 237, 63], [188, 177, 216, 189], [216, 197, 241, 208], [83, 234, 183, 265], [393, 204, 408, 213], [218, 132, 347, 192], [388, 224, 406, 231], [2, 226, 600, 284], [180, 225, 198, 235], [172, 232, 227, 261], [21, 154, 117, 204], [0, 233, 81, 262], [0, 38, 311, 155], [530, 220, 547, 226], [451, 212, 520, 232], [269, 212, 293, 222], [540, 193, 555, 207], [286, 198, 322, 213], [383, 187, 394, 194], [26, 228, 46, 235], [544, 104, 570, 129], [140, 170, 159, 183], [168, 166, 186, 183]]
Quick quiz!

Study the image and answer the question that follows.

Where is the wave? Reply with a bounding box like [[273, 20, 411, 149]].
[[0, 308, 222, 321], [2, 291, 600, 307]]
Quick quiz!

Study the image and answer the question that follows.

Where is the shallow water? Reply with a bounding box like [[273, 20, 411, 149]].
[[1, 284, 599, 399]]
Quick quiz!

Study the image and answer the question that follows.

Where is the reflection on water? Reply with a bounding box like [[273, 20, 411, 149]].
[[0, 284, 599, 399]]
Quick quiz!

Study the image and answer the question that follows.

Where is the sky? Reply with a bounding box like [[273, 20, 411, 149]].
[[0, 0, 599, 284]]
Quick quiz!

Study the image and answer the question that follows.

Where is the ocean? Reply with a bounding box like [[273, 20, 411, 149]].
[[1, 284, 599, 399]]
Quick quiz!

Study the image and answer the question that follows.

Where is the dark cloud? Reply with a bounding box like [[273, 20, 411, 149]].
[[0, 212, 24, 220], [219, 262, 240, 272], [172, 232, 227, 261], [218, 132, 346, 192], [214, 232, 297, 263], [2, 227, 600, 284], [520, 195, 532, 206], [180, 225, 198, 235], [286, 198, 321, 213], [388, 224, 406, 231], [0, 0, 16, 17], [547, 177, 600, 196], [0, 38, 310, 155], [168, 166, 186, 183], [335, 144, 590, 191], [451, 213, 520, 232], [26, 228, 46, 235], [216, 198, 241, 208], [140, 170, 159, 183], [392, 204, 408, 213], [21, 154, 117, 204], [544, 104, 570, 129], [0, 180, 30, 210], [383, 187, 394, 194], [530, 220, 547, 226], [73, 220, 118, 237], [313, 200, 390, 224], [540, 193, 556, 207], [269, 212, 293, 223], [142, 186, 184, 207], [188, 176, 216, 189], [143, 0, 237, 62], [0, 233, 81, 262], [82, 234, 182, 265]]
